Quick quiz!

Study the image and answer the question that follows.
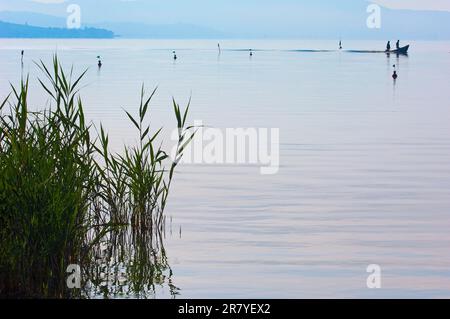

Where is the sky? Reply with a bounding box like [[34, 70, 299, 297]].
[[15, 0, 450, 12], [0, 0, 449, 38], [372, 0, 450, 12]]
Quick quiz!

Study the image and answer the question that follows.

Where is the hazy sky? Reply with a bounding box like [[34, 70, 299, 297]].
[[1, 0, 449, 38], [21, 0, 450, 12], [373, 0, 450, 12], [3, 1, 450, 22]]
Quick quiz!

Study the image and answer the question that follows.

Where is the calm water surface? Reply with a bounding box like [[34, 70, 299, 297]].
[[1, 39, 450, 298]]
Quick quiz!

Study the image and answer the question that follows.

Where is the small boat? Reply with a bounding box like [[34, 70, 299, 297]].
[[346, 45, 409, 55], [390, 45, 409, 55]]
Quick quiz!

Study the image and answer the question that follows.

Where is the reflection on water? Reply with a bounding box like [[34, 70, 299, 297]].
[[86, 224, 179, 299]]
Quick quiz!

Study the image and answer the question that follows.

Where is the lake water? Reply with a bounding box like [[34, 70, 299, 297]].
[[1, 39, 450, 298]]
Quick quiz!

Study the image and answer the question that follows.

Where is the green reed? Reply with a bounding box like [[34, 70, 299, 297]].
[[0, 56, 193, 298]]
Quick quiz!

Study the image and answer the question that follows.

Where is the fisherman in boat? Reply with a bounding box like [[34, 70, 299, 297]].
[[173, 51, 177, 60], [386, 41, 391, 52]]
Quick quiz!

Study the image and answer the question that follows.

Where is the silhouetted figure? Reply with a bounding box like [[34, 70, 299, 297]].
[[339, 40, 342, 50], [386, 41, 391, 52], [218, 43, 221, 53], [396, 40, 400, 50], [173, 51, 177, 60], [249, 49, 253, 57]]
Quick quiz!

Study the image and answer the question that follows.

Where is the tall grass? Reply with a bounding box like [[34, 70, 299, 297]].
[[0, 56, 193, 298]]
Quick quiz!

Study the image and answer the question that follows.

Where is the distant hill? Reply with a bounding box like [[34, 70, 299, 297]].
[[0, 11, 226, 39], [0, 21, 115, 38]]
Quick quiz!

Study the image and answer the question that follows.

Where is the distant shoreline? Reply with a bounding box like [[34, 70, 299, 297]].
[[0, 20, 115, 39]]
